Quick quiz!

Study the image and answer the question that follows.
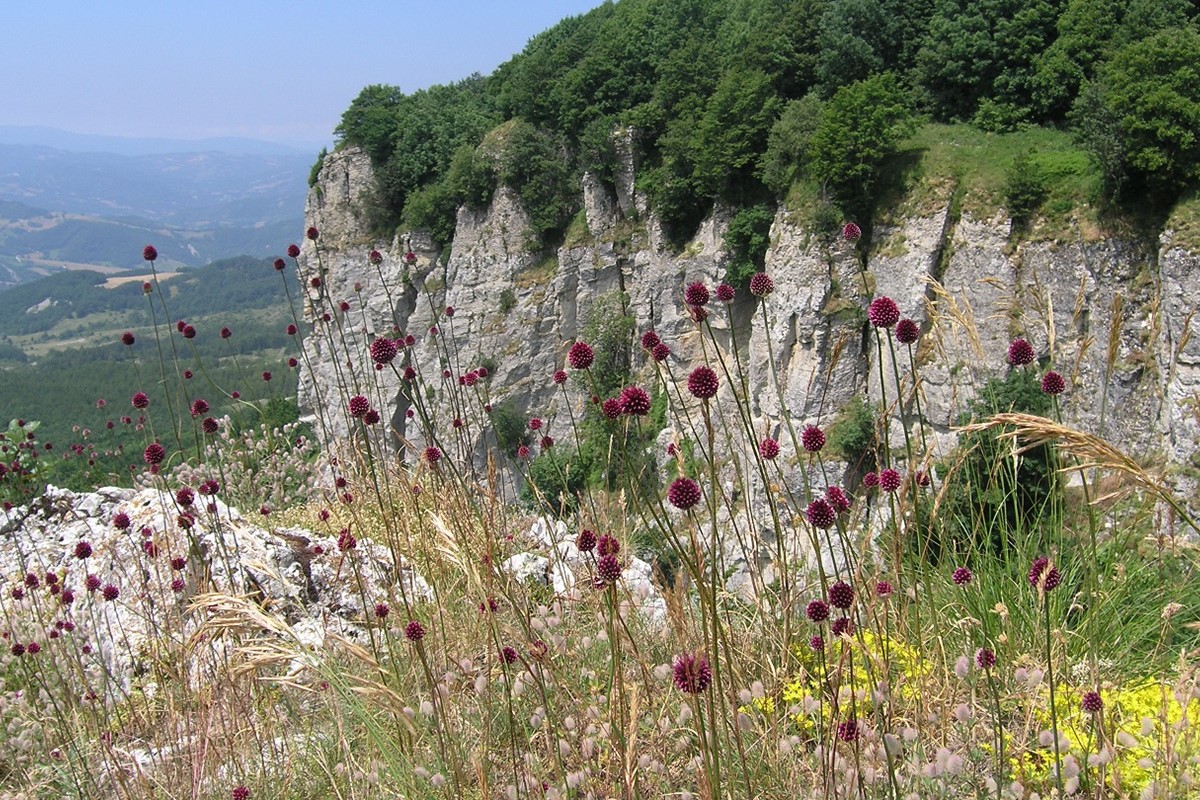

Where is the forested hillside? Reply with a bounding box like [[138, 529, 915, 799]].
[[331, 0, 1200, 267]]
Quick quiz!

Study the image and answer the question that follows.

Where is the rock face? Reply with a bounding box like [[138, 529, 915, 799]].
[[298, 147, 1200, 515]]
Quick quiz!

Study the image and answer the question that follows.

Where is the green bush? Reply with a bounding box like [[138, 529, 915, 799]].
[[1004, 152, 1048, 225], [723, 204, 775, 287], [825, 395, 877, 469]]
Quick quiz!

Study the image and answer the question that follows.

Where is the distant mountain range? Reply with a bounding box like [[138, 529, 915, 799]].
[[0, 128, 315, 288]]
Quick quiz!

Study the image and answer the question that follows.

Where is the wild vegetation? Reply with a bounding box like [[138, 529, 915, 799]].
[[0, 229, 1197, 799], [333, 0, 1200, 258]]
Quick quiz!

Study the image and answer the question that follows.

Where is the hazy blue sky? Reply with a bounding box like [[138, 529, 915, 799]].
[[4, 1, 603, 148]]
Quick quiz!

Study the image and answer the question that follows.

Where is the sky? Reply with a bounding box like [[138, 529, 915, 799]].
[[3, 1, 605, 150]]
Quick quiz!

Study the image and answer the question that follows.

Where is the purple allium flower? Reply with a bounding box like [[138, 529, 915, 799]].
[[759, 438, 780, 460], [809, 635, 825, 651], [975, 648, 996, 670], [952, 567, 973, 586], [667, 477, 702, 510], [801, 425, 826, 453], [825, 485, 852, 513], [596, 554, 622, 584], [143, 245, 158, 262], [75, 541, 93, 559], [837, 719, 859, 742], [863, 471, 880, 488], [170, 556, 186, 571], [404, 250, 417, 265], [842, 222, 862, 242], [879, 468, 902, 493], [348, 396, 370, 418], [368, 250, 383, 265], [688, 304, 708, 323], [528, 417, 543, 431], [285, 323, 298, 336], [828, 580, 854, 610], [364, 409, 380, 425], [182, 325, 196, 339], [540, 435, 554, 449], [232, 787, 250, 800], [337, 528, 356, 551], [171, 578, 186, 592], [601, 398, 622, 420], [1007, 338, 1036, 366], [143, 443, 166, 465], [868, 296, 900, 329], [716, 283, 735, 302], [651, 342, 671, 362], [306, 226, 319, 241], [806, 599, 830, 623], [498, 646, 519, 666], [672, 652, 712, 694], [529, 639, 549, 660], [132, 392, 150, 409], [102, 583, 120, 601], [405, 620, 426, 642], [553, 369, 568, 385], [1028, 557, 1061, 591], [806, 498, 836, 529], [640, 330, 661, 350], [190, 399, 209, 417], [831, 617, 852, 637], [121, 331, 136, 346], [10, 642, 25, 657], [516, 444, 530, 459], [1082, 690, 1103, 714], [273, 258, 286, 270], [1042, 370, 1066, 395], [687, 366, 719, 400], [568, 341, 595, 370], [23, 572, 38, 589], [619, 386, 651, 415], [576, 529, 597, 552], [423, 446, 441, 465], [895, 318, 920, 344], [25, 641, 40, 655], [176, 487, 194, 507], [597, 534, 620, 557], [749, 272, 774, 297], [875, 580, 894, 597], [684, 282, 710, 306], [9, 587, 22, 600], [369, 337, 398, 365]]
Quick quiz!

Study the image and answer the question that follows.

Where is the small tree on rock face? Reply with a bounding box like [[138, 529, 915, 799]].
[[808, 73, 915, 217]]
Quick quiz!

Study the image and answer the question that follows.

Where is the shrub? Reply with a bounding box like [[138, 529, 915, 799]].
[[722, 204, 775, 288], [1004, 152, 1048, 226]]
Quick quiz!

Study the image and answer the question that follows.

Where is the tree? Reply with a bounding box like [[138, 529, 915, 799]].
[[808, 73, 915, 213], [334, 85, 404, 163], [761, 94, 825, 196]]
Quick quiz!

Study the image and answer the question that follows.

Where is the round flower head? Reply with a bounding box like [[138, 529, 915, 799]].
[[423, 446, 442, 465], [875, 580, 894, 597], [758, 437, 780, 460], [619, 386, 651, 415], [368, 249, 383, 265], [273, 258, 286, 270], [828, 580, 854, 610], [879, 468, 902, 493], [306, 226, 319, 241], [182, 325, 196, 339], [715, 283, 735, 302], [528, 417, 543, 431], [862, 471, 879, 488], [640, 330, 661, 350], [868, 296, 900, 328], [112, 511, 131, 530], [809, 635, 825, 651], [232, 786, 250, 800], [596, 554, 622, 584], [405, 620, 426, 642], [576, 529, 597, 552], [190, 398, 209, 417], [895, 318, 920, 344], [667, 477, 702, 510], [597, 534, 620, 556], [286, 243, 300, 258], [120, 331, 136, 346], [831, 617, 852, 637], [801, 425, 825, 453], [825, 485, 852, 513], [369, 337, 398, 365], [516, 444, 530, 459], [132, 392, 149, 409], [651, 342, 671, 362], [143, 442, 166, 465], [553, 369, 568, 385], [1042, 370, 1066, 395], [142, 245, 158, 262], [568, 341, 594, 370], [102, 583, 120, 601], [601, 398, 622, 420], [806, 498, 836, 529], [837, 719, 859, 742], [687, 366, 719, 400], [805, 599, 830, 623], [1007, 337, 1036, 366], [842, 222, 862, 242], [1081, 690, 1103, 714], [749, 272, 774, 297], [1028, 556, 1061, 591], [688, 304, 707, 323], [348, 395, 370, 418], [952, 567, 973, 586], [202, 417, 220, 434], [672, 652, 712, 694], [684, 282, 710, 306], [74, 541, 93, 559]]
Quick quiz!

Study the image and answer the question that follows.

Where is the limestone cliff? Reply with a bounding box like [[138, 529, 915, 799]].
[[297, 147, 1200, 512]]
